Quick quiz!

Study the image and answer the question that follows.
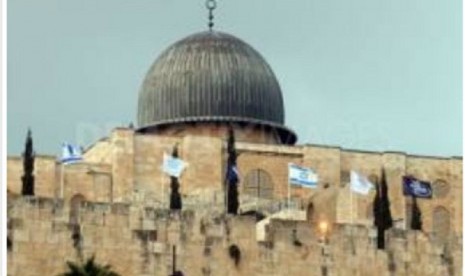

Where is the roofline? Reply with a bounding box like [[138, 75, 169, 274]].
[[406, 154, 462, 161], [82, 136, 110, 154], [299, 143, 462, 160], [7, 154, 57, 160], [136, 116, 298, 145]]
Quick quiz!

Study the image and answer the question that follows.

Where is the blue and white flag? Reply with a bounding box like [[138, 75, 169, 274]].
[[350, 171, 374, 195], [226, 164, 240, 185], [162, 153, 187, 178], [61, 143, 83, 164], [288, 163, 318, 188], [403, 176, 432, 198]]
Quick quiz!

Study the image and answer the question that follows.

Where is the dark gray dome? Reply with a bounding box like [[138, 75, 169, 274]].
[[137, 31, 296, 144]]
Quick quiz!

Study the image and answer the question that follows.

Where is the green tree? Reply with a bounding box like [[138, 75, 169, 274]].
[[373, 168, 393, 249], [58, 255, 120, 276], [410, 196, 422, 231], [21, 129, 35, 196], [226, 127, 239, 214]]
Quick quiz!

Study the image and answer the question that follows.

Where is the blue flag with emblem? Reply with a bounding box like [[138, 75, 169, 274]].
[[403, 176, 432, 198], [226, 164, 239, 185], [288, 163, 318, 188]]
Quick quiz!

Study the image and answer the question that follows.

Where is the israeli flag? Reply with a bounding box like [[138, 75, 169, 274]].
[[288, 163, 318, 188], [162, 153, 187, 178], [350, 171, 374, 195], [61, 143, 83, 164]]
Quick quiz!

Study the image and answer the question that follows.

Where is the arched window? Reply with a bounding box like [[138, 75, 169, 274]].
[[243, 169, 273, 199], [307, 202, 315, 222], [432, 206, 451, 243], [432, 179, 450, 199], [69, 194, 86, 225]]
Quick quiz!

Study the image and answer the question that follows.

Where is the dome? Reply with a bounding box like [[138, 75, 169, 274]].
[[137, 31, 297, 144]]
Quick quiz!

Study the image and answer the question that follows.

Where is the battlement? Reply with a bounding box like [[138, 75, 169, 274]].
[[7, 195, 462, 276]]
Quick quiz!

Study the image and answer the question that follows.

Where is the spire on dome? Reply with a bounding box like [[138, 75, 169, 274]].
[[206, 0, 217, 31]]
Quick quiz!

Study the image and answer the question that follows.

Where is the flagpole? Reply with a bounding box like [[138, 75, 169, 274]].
[[349, 178, 357, 255], [287, 172, 291, 215], [222, 137, 227, 214], [350, 184, 353, 225], [161, 167, 165, 208], [405, 196, 410, 230], [225, 180, 228, 214], [60, 163, 65, 199], [256, 180, 259, 216]]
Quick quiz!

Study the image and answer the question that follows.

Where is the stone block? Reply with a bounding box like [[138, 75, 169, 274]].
[[152, 242, 165, 254], [13, 230, 29, 242]]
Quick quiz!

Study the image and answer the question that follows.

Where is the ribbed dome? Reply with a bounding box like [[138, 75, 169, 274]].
[[137, 31, 296, 144]]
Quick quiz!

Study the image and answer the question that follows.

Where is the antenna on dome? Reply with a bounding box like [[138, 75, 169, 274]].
[[206, 0, 217, 31]]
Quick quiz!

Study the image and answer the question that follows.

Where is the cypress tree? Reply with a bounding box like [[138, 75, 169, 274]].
[[21, 129, 35, 196], [411, 196, 422, 230], [226, 127, 239, 214], [373, 168, 393, 249]]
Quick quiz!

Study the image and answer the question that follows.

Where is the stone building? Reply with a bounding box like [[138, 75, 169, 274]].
[[7, 18, 462, 276]]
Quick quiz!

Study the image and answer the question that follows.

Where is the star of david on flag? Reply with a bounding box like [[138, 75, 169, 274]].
[[288, 163, 318, 188]]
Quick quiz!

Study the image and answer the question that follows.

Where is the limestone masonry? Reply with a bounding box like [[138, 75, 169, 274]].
[[7, 130, 462, 275], [7, 27, 463, 276]]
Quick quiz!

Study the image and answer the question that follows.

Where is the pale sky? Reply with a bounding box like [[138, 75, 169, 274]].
[[8, 0, 462, 157]]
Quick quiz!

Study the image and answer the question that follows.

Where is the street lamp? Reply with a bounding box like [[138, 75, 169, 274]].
[[318, 220, 330, 276], [318, 221, 329, 239]]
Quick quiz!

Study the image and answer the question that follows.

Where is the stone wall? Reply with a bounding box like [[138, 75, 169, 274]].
[[7, 196, 462, 276], [7, 130, 462, 236], [7, 155, 57, 196], [236, 143, 303, 201], [61, 162, 112, 202], [83, 137, 112, 164], [133, 134, 182, 205]]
